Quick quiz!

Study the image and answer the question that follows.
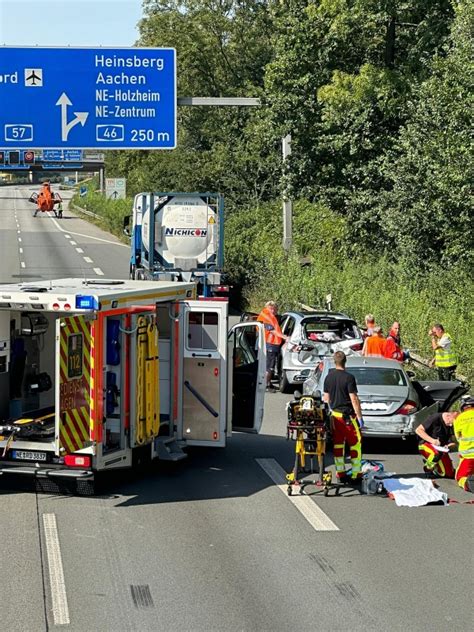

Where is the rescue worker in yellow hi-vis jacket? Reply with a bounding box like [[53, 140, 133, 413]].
[[429, 324, 457, 381], [453, 397, 474, 492]]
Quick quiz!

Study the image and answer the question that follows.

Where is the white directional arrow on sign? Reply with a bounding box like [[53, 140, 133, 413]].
[[56, 92, 89, 141]]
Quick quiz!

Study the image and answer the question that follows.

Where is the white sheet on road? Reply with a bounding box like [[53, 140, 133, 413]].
[[383, 478, 448, 507]]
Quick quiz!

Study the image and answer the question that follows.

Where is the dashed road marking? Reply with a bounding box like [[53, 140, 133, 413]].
[[19, 248, 23, 254], [83, 256, 93, 263], [256, 458, 339, 532], [20, 262, 26, 268], [64, 234, 71, 239], [18, 237, 22, 243], [42, 513, 70, 626], [48, 215, 128, 248], [70, 241, 77, 246], [75, 247, 84, 254], [93, 267, 104, 276]]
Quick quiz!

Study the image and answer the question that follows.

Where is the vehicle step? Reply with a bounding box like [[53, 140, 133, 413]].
[[155, 438, 187, 462]]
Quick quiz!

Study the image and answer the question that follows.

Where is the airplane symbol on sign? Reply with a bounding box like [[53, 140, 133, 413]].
[[25, 68, 43, 86]]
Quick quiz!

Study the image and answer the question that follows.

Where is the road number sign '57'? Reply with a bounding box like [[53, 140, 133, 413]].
[[0, 47, 176, 149]]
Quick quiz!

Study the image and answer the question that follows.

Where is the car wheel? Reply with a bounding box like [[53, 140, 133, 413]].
[[279, 370, 291, 393]]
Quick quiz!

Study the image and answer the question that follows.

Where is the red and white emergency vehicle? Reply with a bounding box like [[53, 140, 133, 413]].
[[0, 278, 265, 491]]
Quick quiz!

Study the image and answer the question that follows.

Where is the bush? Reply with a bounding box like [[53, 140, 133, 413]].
[[225, 200, 473, 383], [71, 179, 131, 238]]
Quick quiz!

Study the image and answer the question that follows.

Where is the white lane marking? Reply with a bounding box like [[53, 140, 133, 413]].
[[17, 230, 21, 234], [20, 262, 26, 268], [83, 256, 93, 263], [256, 458, 339, 532], [64, 234, 71, 239], [70, 241, 77, 246], [48, 215, 128, 248], [18, 237, 22, 243], [93, 267, 104, 276], [19, 248, 23, 254], [75, 248, 84, 254], [42, 513, 70, 626]]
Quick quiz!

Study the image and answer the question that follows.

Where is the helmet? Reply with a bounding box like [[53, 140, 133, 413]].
[[460, 396, 474, 411]]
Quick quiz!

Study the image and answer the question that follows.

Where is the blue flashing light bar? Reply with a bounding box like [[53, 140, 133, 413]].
[[75, 295, 98, 310]]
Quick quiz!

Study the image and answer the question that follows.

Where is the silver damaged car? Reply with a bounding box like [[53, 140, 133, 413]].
[[302, 356, 468, 439]]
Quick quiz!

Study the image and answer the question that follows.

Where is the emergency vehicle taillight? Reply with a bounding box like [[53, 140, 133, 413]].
[[64, 455, 91, 468]]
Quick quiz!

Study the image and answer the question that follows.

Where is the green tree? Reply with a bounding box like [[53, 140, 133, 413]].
[[264, 0, 454, 248], [107, 1, 278, 209], [383, 0, 474, 270]]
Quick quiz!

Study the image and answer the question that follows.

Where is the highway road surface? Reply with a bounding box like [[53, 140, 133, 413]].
[[0, 185, 472, 631]]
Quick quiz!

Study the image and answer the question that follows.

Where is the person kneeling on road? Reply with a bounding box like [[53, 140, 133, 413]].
[[415, 412, 458, 478], [453, 397, 474, 492], [257, 301, 287, 392], [323, 351, 364, 482]]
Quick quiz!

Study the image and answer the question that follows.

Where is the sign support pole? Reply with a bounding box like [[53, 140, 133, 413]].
[[177, 97, 293, 252]]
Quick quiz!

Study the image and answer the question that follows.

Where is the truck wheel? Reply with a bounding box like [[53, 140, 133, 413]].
[[279, 370, 291, 393]]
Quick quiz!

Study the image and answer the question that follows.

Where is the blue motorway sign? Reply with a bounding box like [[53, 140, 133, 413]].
[[43, 163, 83, 170], [0, 47, 176, 150], [42, 149, 83, 161]]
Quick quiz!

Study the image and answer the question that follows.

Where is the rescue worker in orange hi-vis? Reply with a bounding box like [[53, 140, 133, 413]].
[[323, 350, 364, 482], [415, 411, 458, 479], [257, 300, 287, 392], [453, 396, 474, 492], [362, 325, 385, 356]]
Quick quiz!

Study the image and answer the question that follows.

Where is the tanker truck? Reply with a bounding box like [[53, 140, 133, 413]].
[[124, 192, 228, 297]]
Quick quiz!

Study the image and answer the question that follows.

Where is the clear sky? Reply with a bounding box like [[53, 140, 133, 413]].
[[0, 0, 143, 47]]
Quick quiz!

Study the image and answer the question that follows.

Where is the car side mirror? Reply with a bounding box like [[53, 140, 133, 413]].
[[313, 389, 322, 401], [406, 370, 416, 379]]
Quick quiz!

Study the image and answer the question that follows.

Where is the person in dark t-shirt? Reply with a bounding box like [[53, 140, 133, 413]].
[[323, 351, 364, 481], [415, 412, 458, 478]]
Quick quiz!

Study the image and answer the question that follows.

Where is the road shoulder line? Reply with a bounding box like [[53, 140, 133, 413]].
[[256, 458, 339, 532], [42, 513, 70, 625]]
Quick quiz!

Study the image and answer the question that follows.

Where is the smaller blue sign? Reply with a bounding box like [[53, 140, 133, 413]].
[[63, 150, 83, 161], [43, 150, 63, 161]]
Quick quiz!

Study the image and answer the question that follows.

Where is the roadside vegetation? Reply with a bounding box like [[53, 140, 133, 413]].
[[74, 1, 473, 382]]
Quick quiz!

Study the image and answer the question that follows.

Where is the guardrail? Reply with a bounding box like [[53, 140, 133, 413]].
[[70, 202, 100, 220]]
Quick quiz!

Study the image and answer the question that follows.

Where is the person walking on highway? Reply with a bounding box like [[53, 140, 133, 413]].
[[382, 322, 408, 361], [323, 351, 364, 481], [453, 397, 474, 492], [415, 412, 458, 478], [362, 326, 385, 356], [429, 324, 457, 381], [257, 301, 287, 392]]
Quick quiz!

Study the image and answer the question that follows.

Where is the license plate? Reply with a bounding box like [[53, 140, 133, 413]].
[[12, 450, 47, 462]]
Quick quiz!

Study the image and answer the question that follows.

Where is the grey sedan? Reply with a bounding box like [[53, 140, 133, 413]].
[[302, 356, 468, 439]]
